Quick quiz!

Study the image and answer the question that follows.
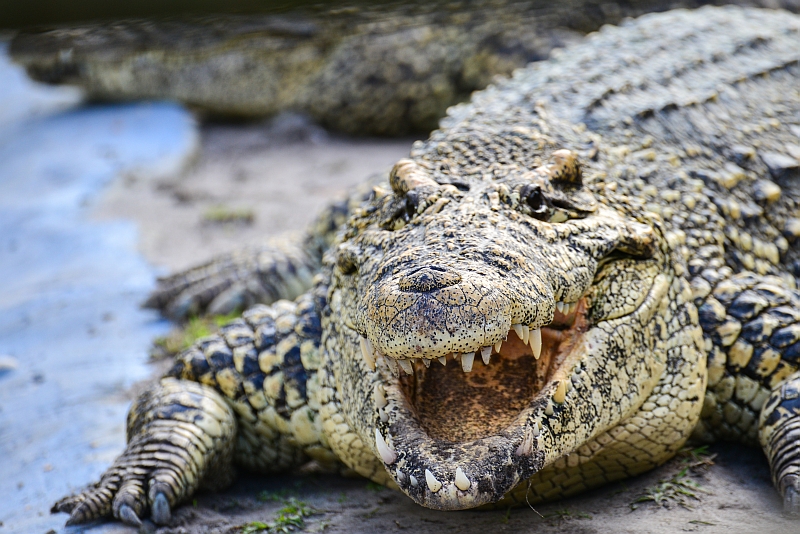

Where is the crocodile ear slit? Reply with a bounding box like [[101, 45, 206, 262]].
[[613, 221, 658, 258]]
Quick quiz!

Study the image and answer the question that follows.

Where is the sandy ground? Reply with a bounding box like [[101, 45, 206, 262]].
[[94, 114, 418, 273], [87, 118, 800, 534]]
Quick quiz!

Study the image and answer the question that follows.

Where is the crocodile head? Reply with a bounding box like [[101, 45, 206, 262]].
[[327, 148, 679, 509]]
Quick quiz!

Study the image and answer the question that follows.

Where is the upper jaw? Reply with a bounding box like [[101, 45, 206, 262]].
[[358, 298, 581, 375], [357, 268, 559, 363]]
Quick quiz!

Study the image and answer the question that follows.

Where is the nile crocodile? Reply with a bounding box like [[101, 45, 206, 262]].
[[53, 6, 800, 526], [9, 0, 800, 135]]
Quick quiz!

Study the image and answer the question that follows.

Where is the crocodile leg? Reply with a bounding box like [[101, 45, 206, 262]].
[[761, 372, 800, 516], [52, 378, 237, 526], [686, 269, 800, 511], [143, 236, 319, 320], [55, 287, 334, 525], [144, 186, 363, 320]]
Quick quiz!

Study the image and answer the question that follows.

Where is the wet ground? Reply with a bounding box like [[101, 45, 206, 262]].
[[0, 43, 197, 534], [0, 40, 798, 534]]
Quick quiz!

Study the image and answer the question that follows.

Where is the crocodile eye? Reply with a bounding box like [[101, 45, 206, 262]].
[[520, 184, 550, 220], [511, 149, 596, 222], [405, 190, 421, 220]]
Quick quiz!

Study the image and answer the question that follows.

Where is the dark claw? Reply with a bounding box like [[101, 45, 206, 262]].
[[118, 504, 143, 527], [785, 485, 800, 517], [151, 492, 171, 525]]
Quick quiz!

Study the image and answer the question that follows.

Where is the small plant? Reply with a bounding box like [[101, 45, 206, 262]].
[[365, 482, 384, 492], [150, 312, 241, 359], [236, 498, 316, 533], [272, 499, 314, 533], [204, 205, 255, 225], [631, 446, 716, 510], [240, 521, 271, 534], [258, 489, 292, 502]]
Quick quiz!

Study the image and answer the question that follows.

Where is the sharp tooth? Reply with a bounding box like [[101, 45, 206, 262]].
[[438, 356, 447, 366], [512, 324, 524, 341], [568, 302, 577, 314], [480, 346, 492, 365], [454, 467, 471, 491], [461, 352, 475, 372], [530, 328, 542, 360], [360, 337, 376, 371], [384, 355, 399, 377], [396, 469, 407, 484], [410, 475, 418, 487], [379, 408, 389, 423], [374, 384, 387, 409], [375, 428, 397, 464], [516, 426, 534, 457], [425, 469, 442, 493], [521, 325, 530, 345], [397, 358, 413, 375], [494, 340, 503, 353], [553, 380, 567, 404], [556, 302, 563, 314], [422, 358, 431, 368]]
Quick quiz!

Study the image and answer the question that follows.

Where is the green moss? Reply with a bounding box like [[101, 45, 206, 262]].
[[150, 311, 242, 359], [203, 205, 255, 225]]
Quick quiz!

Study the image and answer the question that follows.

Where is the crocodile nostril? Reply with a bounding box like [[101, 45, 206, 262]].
[[398, 266, 462, 293]]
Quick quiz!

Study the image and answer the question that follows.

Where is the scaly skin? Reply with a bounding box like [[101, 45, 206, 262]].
[[11, 1, 800, 135], [54, 6, 800, 526]]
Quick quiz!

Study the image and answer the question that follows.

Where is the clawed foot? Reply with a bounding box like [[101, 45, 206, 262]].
[[52, 379, 237, 526], [53, 476, 173, 526], [143, 244, 315, 320]]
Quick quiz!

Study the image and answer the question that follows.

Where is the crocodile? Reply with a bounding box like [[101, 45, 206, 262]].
[[9, 0, 800, 135], [53, 6, 800, 526]]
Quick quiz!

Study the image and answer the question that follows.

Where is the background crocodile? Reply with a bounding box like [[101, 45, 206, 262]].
[[8, 0, 800, 135], [51, 5, 800, 529]]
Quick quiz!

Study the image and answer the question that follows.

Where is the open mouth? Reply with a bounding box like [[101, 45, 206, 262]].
[[361, 297, 588, 454], [399, 300, 587, 444]]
